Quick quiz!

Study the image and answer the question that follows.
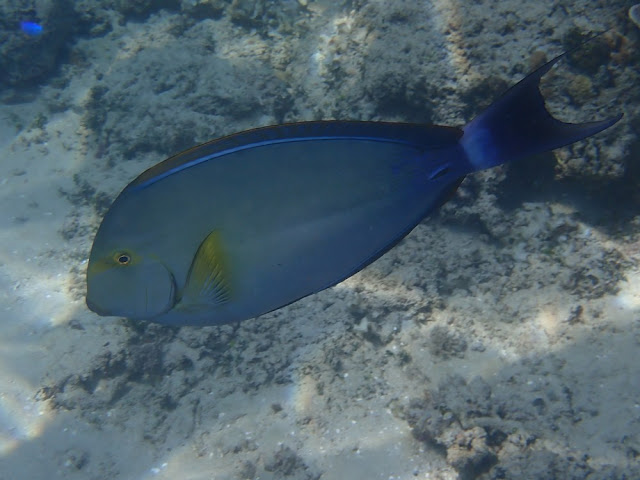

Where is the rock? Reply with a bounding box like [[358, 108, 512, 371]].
[[264, 445, 320, 479], [446, 427, 497, 480], [429, 325, 468, 359], [60, 448, 89, 470]]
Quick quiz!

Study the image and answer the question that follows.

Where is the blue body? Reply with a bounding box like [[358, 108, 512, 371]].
[[86, 49, 621, 326], [20, 21, 43, 36]]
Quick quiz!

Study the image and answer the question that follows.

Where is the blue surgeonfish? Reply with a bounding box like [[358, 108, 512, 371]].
[[20, 21, 43, 36], [86, 47, 621, 326]]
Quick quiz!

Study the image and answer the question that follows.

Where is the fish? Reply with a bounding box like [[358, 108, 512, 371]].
[[86, 46, 621, 326], [20, 21, 43, 36]]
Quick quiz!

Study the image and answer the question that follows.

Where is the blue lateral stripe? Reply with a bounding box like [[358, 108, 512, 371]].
[[130, 134, 422, 191]]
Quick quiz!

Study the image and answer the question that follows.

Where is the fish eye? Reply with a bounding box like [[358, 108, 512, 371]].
[[114, 252, 132, 265]]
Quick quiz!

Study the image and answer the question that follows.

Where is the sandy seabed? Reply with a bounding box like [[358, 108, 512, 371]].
[[1, 1, 639, 479]]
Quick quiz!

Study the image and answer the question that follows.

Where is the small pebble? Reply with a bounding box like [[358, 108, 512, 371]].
[[630, 4, 640, 28]]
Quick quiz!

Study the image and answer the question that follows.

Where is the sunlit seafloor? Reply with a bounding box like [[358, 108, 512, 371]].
[[0, 0, 639, 479]]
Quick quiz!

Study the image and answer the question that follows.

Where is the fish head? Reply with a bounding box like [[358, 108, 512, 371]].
[[86, 209, 177, 320]]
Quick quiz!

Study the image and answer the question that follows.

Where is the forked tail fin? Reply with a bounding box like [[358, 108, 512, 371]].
[[461, 46, 622, 171]]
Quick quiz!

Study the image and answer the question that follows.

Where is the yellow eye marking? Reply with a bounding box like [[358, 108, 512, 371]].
[[109, 250, 142, 267], [87, 249, 140, 276], [114, 252, 132, 266]]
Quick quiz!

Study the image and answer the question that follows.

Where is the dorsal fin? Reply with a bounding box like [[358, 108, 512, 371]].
[[127, 121, 463, 192]]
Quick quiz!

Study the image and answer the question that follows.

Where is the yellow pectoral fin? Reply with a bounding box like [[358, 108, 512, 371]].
[[180, 230, 231, 309]]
